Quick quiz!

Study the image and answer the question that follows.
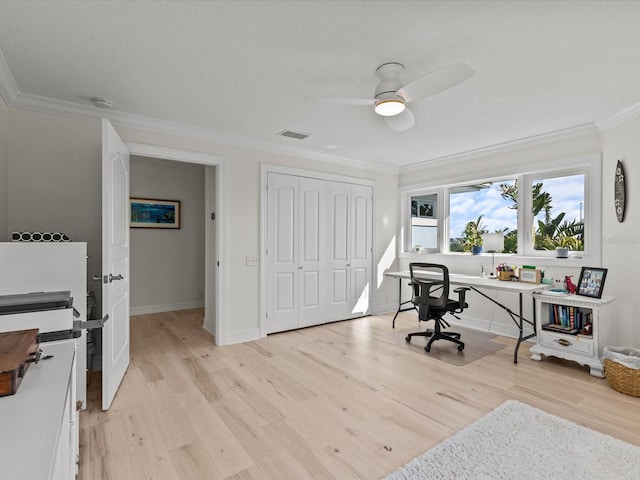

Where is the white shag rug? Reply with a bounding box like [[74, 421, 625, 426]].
[[385, 400, 640, 480]]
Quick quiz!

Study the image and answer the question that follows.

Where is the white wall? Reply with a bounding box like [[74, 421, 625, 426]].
[[129, 155, 205, 314], [4, 107, 398, 342], [7, 109, 102, 307], [395, 130, 603, 338], [0, 94, 8, 241], [602, 116, 640, 347]]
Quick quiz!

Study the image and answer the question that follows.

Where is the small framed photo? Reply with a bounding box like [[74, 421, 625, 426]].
[[130, 198, 181, 229], [576, 267, 608, 298]]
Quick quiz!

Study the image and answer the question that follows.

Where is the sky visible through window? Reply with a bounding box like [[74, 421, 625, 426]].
[[449, 175, 584, 239]]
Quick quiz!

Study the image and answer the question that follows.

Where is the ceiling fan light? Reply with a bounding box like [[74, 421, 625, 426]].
[[374, 98, 405, 117]]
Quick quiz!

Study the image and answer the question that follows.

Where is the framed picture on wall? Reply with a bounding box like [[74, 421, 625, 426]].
[[130, 198, 181, 229], [576, 267, 608, 298]]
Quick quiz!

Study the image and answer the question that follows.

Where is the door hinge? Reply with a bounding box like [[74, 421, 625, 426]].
[[211, 213, 215, 220]]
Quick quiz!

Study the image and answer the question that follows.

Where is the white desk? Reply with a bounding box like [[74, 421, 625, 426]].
[[385, 270, 545, 363]]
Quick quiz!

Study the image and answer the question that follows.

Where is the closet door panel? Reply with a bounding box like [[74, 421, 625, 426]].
[[326, 181, 351, 322], [350, 185, 373, 317], [298, 177, 326, 328], [267, 173, 299, 333]]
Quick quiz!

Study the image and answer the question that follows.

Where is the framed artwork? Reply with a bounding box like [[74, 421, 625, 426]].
[[576, 267, 608, 298], [130, 198, 181, 229]]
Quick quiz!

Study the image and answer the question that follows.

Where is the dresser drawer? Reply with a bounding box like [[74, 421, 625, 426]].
[[539, 330, 594, 356]]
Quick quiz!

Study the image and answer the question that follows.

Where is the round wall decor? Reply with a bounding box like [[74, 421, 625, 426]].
[[614, 159, 626, 223]]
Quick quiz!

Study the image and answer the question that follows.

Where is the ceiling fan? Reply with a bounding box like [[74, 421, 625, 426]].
[[313, 62, 475, 132]]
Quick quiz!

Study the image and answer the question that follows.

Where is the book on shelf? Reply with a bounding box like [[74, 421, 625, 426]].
[[547, 303, 592, 332], [542, 323, 578, 334]]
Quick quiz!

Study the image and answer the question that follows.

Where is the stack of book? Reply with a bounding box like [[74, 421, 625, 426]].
[[542, 303, 593, 336]]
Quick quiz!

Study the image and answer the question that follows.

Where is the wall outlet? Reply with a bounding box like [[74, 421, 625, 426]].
[[246, 256, 260, 266]]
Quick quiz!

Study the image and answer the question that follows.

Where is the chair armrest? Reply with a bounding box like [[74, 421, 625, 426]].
[[453, 286, 470, 310]]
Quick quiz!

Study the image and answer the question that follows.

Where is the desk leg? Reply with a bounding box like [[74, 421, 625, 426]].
[[513, 292, 537, 364], [392, 278, 416, 328], [514, 292, 524, 364]]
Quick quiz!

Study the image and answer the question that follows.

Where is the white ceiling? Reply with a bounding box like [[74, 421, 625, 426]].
[[1, 1, 640, 170]]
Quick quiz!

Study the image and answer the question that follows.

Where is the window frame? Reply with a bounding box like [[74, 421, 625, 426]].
[[400, 154, 601, 264], [401, 187, 444, 254]]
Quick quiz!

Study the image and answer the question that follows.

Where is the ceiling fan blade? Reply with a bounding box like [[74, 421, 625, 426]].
[[385, 107, 415, 132], [306, 96, 375, 106], [397, 63, 475, 103]]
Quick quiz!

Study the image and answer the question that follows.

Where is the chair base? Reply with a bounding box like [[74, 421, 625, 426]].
[[405, 327, 465, 352]]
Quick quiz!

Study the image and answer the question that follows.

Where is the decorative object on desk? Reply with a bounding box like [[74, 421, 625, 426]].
[[565, 275, 577, 294], [383, 400, 640, 480], [519, 269, 542, 284], [576, 266, 607, 298], [496, 262, 516, 281], [130, 198, 181, 229], [555, 246, 570, 258], [482, 232, 504, 279], [615, 159, 626, 223], [603, 346, 640, 397]]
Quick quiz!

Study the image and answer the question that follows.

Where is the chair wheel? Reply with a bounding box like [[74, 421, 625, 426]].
[[458, 344, 465, 351], [424, 345, 431, 352], [405, 336, 411, 343]]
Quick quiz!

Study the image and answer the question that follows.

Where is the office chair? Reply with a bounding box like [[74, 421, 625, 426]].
[[406, 263, 470, 352]]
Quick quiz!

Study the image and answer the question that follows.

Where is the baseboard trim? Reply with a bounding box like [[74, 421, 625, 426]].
[[375, 303, 398, 315], [130, 300, 204, 316], [226, 327, 261, 345]]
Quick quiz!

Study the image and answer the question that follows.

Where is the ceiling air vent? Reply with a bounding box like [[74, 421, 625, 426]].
[[277, 130, 310, 140]]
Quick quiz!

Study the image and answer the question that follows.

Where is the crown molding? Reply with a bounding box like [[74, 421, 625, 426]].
[[399, 123, 600, 175], [596, 98, 640, 132], [0, 52, 397, 175]]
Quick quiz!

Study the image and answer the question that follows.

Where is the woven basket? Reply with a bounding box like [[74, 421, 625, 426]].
[[604, 357, 640, 397]]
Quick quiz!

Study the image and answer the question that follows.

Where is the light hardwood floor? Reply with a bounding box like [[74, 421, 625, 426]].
[[78, 309, 640, 479]]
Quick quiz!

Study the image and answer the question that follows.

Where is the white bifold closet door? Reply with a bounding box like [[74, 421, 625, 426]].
[[267, 172, 372, 334]]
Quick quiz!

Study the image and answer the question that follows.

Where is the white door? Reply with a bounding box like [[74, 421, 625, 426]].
[[326, 181, 351, 322], [266, 173, 299, 333], [101, 119, 130, 410], [350, 184, 373, 317], [298, 177, 326, 327]]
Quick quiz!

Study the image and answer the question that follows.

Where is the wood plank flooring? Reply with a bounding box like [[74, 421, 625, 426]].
[[78, 309, 640, 479]]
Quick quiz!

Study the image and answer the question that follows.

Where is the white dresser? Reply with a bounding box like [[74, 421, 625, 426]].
[[0, 341, 76, 479]]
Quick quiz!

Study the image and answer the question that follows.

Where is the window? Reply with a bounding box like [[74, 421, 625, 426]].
[[531, 173, 585, 252], [410, 193, 438, 250], [449, 180, 518, 253], [402, 154, 599, 261]]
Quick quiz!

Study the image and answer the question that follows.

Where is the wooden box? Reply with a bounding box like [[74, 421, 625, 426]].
[[0, 329, 40, 397]]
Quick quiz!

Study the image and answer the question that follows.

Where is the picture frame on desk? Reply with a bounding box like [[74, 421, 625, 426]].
[[576, 267, 607, 298]]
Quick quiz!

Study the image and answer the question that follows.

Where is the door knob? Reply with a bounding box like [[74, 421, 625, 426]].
[[93, 275, 107, 283], [109, 274, 124, 282]]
